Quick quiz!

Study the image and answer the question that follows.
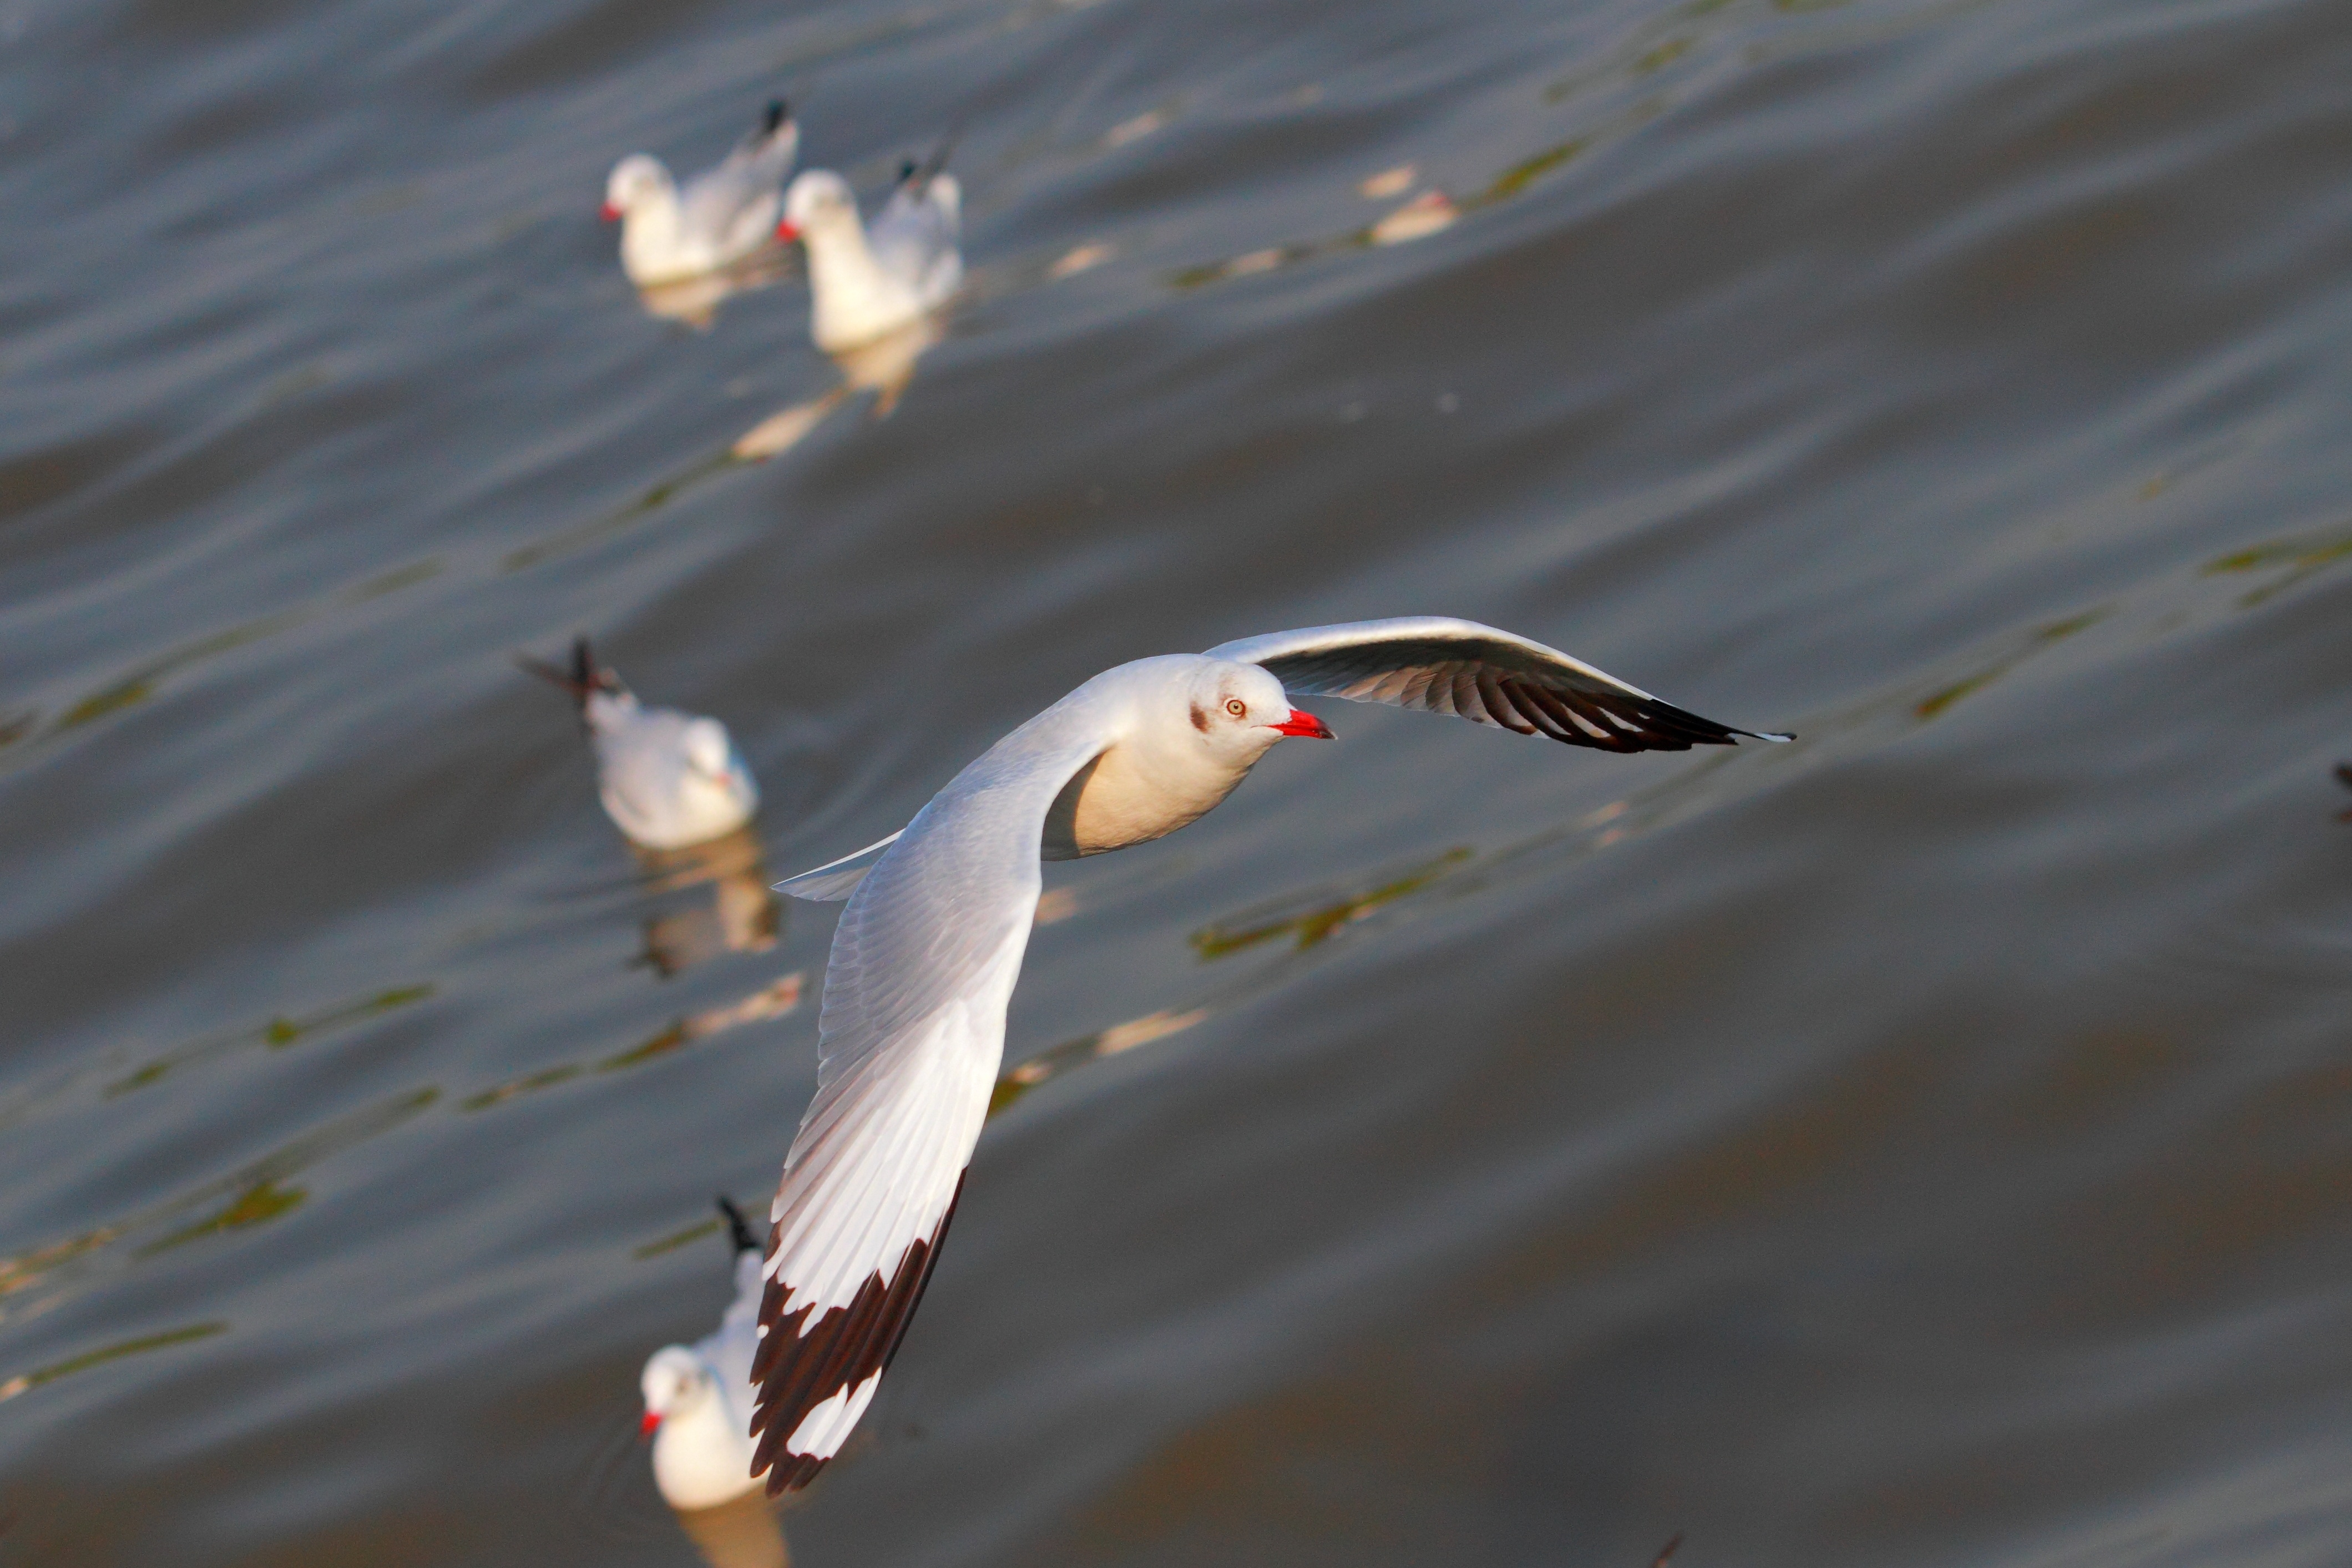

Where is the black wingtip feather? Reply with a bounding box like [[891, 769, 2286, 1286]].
[[1251, 638, 1783, 757], [749, 1174, 968, 1494], [764, 99, 790, 135]]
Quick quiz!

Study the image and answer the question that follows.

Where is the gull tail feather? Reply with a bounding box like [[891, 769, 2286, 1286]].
[[717, 1195, 761, 1256], [515, 635, 601, 712], [898, 127, 959, 193]]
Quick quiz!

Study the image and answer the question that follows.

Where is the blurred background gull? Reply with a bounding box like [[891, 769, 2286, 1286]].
[[736, 152, 963, 457], [605, 98, 802, 327]]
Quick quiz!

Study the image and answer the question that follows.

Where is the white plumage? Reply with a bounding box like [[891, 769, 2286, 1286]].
[[745, 617, 1787, 1493], [778, 155, 962, 353], [523, 637, 759, 852], [641, 1199, 768, 1511], [605, 102, 801, 286]]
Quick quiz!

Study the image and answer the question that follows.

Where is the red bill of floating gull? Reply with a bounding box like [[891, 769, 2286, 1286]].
[[747, 616, 1789, 1492]]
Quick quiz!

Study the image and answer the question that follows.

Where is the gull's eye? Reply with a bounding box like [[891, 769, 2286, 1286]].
[[1224, 697, 1247, 718]]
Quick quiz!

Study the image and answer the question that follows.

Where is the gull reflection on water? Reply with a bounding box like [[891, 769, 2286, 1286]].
[[672, 1491, 790, 1568], [454, 831, 800, 1110], [732, 312, 945, 461], [635, 827, 782, 980], [632, 248, 797, 332]]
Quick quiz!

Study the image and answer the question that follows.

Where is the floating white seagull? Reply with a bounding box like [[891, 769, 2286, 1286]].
[[605, 102, 801, 287], [521, 637, 759, 852], [642, 1198, 768, 1511], [745, 616, 1788, 1491], [776, 151, 962, 353]]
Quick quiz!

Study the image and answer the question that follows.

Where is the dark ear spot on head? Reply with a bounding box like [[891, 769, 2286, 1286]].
[[1190, 702, 1210, 733]]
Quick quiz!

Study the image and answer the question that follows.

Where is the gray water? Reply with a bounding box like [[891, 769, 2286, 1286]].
[[7, 0, 2352, 1564]]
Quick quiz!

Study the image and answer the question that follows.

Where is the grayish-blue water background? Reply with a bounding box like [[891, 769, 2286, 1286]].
[[6, 0, 2352, 1562]]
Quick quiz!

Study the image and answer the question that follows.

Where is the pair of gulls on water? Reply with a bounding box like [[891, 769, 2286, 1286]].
[[603, 100, 962, 351], [581, 617, 1788, 1498]]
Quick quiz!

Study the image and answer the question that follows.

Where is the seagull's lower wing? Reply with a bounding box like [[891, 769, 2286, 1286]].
[[749, 712, 1106, 1494], [1205, 616, 1789, 753]]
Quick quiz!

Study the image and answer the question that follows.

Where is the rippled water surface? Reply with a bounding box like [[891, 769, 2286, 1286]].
[[8, 0, 2352, 1563]]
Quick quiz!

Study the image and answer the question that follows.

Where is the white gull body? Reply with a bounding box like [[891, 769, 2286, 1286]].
[[642, 1200, 767, 1510], [779, 160, 962, 353], [606, 103, 801, 287], [745, 617, 1787, 1491], [525, 638, 759, 852]]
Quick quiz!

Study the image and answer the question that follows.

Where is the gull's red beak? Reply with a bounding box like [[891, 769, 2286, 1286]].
[[1270, 709, 1334, 739], [639, 1411, 662, 1439], [599, 201, 621, 222], [774, 219, 801, 243]]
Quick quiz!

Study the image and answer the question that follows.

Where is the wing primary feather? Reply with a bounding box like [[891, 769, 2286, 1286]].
[[748, 697, 1113, 1494], [786, 1165, 962, 1483], [1564, 689, 1658, 748], [808, 1065, 948, 1314], [783, 1133, 906, 1336], [1497, 678, 1575, 740], [1475, 666, 1536, 735], [1214, 619, 1788, 750], [1524, 683, 1639, 751], [752, 1176, 967, 1493], [1441, 664, 1478, 724]]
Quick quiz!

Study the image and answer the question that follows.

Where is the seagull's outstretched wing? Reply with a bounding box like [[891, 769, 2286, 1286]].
[[749, 708, 1106, 1494], [1206, 616, 1789, 753]]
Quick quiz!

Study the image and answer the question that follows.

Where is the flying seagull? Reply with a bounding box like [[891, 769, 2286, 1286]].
[[747, 616, 1788, 1491], [774, 146, 961, 352], [520, 636, 759, 851], [604, 101, 801, 286]]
